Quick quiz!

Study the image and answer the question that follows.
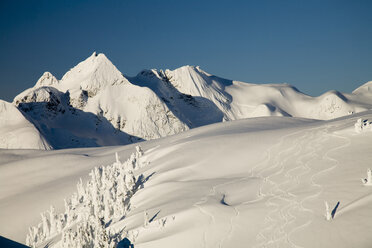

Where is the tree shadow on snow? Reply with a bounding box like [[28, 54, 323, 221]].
[[135, 172, 156, 191], [149, 210, 161, 223]]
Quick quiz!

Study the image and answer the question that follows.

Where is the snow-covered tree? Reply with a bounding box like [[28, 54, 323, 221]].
[[49, 205, 58, 236], [325, 201, 340, 220], [77, 178, 86, 203], [325, 201, 331, 221], [144, 210, 149, 227], [362, 168, 372, 186], [41, 212, 50, 238], [115, 152, 120, 164], [355, 118, 372, 133], [136, 145, 144, 158], [355, 118, 363, 133]]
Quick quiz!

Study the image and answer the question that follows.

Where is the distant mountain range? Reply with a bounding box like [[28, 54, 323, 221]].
[[1, 52, 372, 149]]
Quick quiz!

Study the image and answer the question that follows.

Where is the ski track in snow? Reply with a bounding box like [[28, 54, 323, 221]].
[[193, 179, 241, 248], [255, 130, 309, 248], [193, 190, 215, 248], [216, 180, 240, 248], [245, 124, 352, 248], [190, 124, 353, 248]]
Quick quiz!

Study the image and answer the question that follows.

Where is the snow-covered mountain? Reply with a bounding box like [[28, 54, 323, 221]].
[[13, 52, 188, 149], [3, 52, 372, 149]]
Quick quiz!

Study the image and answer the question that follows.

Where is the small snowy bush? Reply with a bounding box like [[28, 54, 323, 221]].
[[354, 118, 372, 133], [324, 201, 332, 221], [144, 210, 149, 227], [26, 145, 146, 248], [361, 168, 372, 186]]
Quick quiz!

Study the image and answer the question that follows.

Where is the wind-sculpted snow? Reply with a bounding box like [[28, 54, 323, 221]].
[[3, 52, 372, 150], [26, 146, 147, 247]]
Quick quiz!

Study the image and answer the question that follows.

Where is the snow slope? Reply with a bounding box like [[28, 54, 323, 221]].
[[6, 52, 372, 149], [1, 110, 372, 247], [0, 100, 50, 149]]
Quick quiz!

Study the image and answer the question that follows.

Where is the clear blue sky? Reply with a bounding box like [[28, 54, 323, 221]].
[[1, 0, 371, 101]]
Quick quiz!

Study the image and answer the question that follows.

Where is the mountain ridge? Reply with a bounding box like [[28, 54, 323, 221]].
[[2, 52, 372, 149]]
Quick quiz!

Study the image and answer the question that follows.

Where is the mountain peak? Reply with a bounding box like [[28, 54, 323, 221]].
[[59, 52, 127, 92], [35, 72, 58, 87]]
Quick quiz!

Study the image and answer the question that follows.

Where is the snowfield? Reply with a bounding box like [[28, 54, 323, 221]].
[[1, 110, 372, 247]]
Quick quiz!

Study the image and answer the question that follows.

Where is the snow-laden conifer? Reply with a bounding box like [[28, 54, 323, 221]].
[[26, 146, 147, 247], [355, 118, 372, 133]]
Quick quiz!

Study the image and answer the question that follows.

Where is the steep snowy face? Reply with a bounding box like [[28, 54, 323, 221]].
[[129, 68, 225, 128], [13, 86, 135, 149], [84, 83, 189, 140], [163, 66, 233, 120], [0, 100, 51, 149]]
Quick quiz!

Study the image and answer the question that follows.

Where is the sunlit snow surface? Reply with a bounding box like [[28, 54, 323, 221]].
[[1, 111, 372, 247]]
